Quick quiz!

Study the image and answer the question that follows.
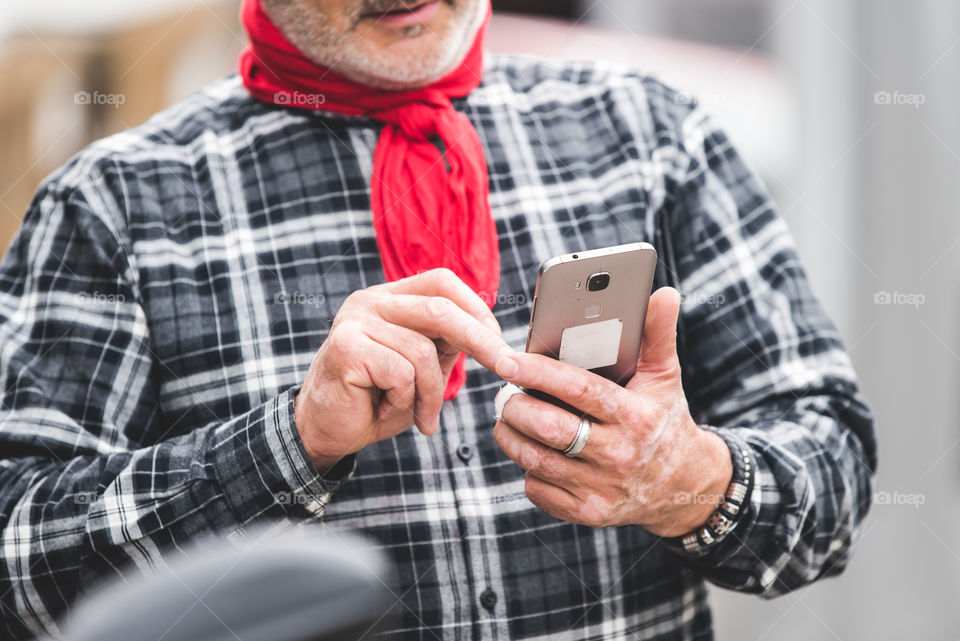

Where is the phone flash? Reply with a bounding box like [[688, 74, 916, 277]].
[[575, 282, 581, 289]]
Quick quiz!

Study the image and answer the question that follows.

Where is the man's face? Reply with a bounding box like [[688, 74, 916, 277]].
[[262, 0, 488, 89]]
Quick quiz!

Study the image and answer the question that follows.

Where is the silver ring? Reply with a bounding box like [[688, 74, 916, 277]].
[[561, 416, 591, 458], [494, 383, 525, 421]]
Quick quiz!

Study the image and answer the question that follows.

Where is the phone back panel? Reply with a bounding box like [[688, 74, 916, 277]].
[[524, 243, 657, 392]]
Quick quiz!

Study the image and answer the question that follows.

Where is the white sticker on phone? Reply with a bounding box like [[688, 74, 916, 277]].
[[558, 318, 623, 370]]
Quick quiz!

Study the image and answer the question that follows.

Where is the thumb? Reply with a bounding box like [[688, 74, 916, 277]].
[[635, 286, 682, 373]]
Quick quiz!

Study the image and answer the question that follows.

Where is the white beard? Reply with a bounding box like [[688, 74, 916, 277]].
[[263, 0, 488, 90]]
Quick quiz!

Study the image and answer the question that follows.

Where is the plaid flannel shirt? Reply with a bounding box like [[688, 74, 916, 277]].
[[0, 54, 877, 640]]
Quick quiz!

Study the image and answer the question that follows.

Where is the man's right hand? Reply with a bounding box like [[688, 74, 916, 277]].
[[293, 268, 514, 473]]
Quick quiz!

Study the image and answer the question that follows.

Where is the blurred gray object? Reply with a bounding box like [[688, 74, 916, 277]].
[[65, 527, 393, 641]]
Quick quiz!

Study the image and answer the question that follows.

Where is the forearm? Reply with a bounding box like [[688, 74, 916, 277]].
[[666, 391, 874, 596], [0, 387, 354, 640], [653, 99, 877, 595]]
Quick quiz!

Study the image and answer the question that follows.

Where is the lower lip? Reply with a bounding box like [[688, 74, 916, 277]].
[[366, 0, 441, 26]]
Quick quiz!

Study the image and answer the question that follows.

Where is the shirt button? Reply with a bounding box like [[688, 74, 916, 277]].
[[456, 443, 474, 463], [479, 588, 497, 612]]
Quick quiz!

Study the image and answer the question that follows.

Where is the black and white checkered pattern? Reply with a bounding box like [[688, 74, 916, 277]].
[[0, 54, 876, 640]]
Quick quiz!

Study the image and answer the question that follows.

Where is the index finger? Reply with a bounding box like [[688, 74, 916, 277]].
[[375, 294, 515, 372], [494, 351, 628, 424], [380, 267, 501, 333]]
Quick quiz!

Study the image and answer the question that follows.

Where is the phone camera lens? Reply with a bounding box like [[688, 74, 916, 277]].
[[586, 272, 610, 292]]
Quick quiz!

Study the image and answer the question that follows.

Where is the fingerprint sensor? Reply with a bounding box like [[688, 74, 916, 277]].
[[584, 304, 601, 319]]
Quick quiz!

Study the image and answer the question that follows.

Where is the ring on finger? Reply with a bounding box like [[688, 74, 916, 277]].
[[494, 383, 526, 421], [561, 416, 591, 458]]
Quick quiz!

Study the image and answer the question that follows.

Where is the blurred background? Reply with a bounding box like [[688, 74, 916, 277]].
[[1, 0, 957, 638]]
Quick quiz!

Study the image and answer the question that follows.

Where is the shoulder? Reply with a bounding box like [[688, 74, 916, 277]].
[[30, 75, 298, 237], [42, 74, 281, 189], [481, 53, 708, 150]]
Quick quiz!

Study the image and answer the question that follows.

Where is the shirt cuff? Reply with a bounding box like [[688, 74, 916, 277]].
[[209, 385, 357, 524]]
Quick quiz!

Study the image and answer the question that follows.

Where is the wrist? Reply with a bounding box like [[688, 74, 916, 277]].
[[676, 428, 734, 533], [675, 428, 754, 555], [293, 388, 343, 475]]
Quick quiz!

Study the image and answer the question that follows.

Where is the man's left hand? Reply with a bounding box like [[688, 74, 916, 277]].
[[492, 287, 732, 536]]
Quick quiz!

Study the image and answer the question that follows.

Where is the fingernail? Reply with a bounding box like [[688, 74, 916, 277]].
[[484, 317, 502, 335], [495, 355, 519, 378]]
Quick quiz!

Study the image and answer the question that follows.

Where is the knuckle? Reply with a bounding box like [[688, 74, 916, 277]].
[[428, 296, 457, 319], [615, 400, 641, 429], [602, 441, 637, 470], [343, 288, 372, 309], [520, 444, 543, 472], [603, 393, 626, 422], [327, 321, 360, 354], [382, 356, 414, 389], [395, 360, 416, 388], [411, 338, 439, 366], [540, 452, 564, 480], [545, 414, 575, 450], [579, 494, 612, 528], [568, 376, 598, 406], [428, 267, 458, 284]]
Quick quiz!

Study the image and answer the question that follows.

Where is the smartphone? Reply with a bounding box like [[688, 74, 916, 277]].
[[522, 242, 658, 414]]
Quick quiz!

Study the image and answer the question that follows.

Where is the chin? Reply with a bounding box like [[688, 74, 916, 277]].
[[347, 32, 466, 89], [333, 0, 486, 90]]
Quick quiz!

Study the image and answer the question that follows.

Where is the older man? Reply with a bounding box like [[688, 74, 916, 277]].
[[0, 0, 875, 639]]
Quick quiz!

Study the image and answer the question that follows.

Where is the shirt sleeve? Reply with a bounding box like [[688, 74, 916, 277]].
[[657, 105, 878, 596], [0, 179, 355, 640]]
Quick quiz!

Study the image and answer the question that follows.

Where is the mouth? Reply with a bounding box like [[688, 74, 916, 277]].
[[362, 0, 441, 26]]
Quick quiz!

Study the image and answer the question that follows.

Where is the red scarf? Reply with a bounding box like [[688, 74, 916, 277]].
[[239, 0, 500, 401]]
